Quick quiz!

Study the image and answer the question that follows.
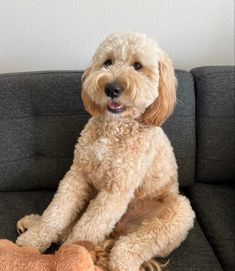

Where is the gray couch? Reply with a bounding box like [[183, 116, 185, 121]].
[[0, 66, 234, 271]]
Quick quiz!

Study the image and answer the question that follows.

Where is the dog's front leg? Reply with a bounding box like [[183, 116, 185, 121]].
[[64, 188, 135, 245], [16, 166, 91, 252]]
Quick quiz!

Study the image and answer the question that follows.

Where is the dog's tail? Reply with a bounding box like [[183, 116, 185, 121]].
[[93, 239, 114, 271], [93, 239, 169, 271]]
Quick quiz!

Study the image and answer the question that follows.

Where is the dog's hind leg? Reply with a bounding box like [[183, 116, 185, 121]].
[[109, 194, 195, 271]]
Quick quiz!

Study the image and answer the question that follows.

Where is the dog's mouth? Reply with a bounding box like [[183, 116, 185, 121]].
[[107, 100, 126, 113]]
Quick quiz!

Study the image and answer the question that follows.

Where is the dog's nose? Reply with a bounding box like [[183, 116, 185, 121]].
[[105, 82, 123, 99]]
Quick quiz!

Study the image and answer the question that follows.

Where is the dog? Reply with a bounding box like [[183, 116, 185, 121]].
[[16, 32, 195, 271]]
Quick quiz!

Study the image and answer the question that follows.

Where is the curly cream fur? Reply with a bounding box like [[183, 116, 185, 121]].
[[16, 32, 195, 271]]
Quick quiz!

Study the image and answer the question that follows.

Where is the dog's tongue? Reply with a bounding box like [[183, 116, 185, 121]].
[[108, 100, 123, 110]]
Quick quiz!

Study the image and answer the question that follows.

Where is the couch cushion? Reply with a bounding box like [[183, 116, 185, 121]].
[[0, 190, 222, 270], [191, 66, 235, 184], [0, 70, 195, 190], [188, 183, 235, 271], [0, 190, 54, 241], [163, 70, 196, 187], [0, 71, 90, 191], [167, 220, 223, 271]]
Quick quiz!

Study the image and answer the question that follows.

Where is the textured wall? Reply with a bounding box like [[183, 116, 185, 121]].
[[0, 0, 234, 73]]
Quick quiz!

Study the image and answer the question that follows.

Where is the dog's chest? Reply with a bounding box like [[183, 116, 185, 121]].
[[91, 136, 110, 162], [78, 129, 140, 190], [79, 136, 121, 189], [76, 118, 154, 191], [77, 134, 110, 163]]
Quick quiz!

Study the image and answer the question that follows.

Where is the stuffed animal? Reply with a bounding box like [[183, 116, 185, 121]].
[[0, 239, 102, 271]]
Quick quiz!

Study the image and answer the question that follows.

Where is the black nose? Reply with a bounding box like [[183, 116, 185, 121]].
[[105, 82, 123, 98]]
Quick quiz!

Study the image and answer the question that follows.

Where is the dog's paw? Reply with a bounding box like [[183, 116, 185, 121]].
[[17, 214, 41, 235], [16, 226, 52, 253]]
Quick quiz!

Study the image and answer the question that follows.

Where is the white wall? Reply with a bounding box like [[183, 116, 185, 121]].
[[0, 0, 234, 73]]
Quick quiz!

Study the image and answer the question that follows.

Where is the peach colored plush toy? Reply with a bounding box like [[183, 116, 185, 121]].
[[0, 239, 102, 271]]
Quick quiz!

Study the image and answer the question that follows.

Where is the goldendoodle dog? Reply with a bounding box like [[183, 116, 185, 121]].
[[16, 32, 195, 271]]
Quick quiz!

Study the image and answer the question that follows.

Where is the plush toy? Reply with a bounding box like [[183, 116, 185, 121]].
[[0, 239, 166, 271], [0, 239, 103, 271]]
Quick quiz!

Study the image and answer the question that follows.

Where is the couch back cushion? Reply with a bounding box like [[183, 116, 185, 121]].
[[163, 70, 196, 187], [0, 70, 196, 191], [0, 71, 89, 191], [191, 66, 235, 184]]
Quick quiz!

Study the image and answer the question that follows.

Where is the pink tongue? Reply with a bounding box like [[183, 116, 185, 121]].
[[108, 101, 123, 109]]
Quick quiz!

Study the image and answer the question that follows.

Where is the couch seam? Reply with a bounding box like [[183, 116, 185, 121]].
[[0, 155, 73, 164], [0, 112, 89, 121]]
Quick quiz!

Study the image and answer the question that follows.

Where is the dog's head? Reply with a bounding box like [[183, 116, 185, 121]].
[[82, 32, 176, 126]]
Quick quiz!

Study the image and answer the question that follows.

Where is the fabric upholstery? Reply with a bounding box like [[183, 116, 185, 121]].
[[0, 70, 195, 190], [0, 190, 54, 241], [0, 190, 223, 270], [0, 71, 90, 191], [168, 220, 223, 271], [163, 70, 196, 187], [188, 183, 235, 271], [191, 66, 235, 184]]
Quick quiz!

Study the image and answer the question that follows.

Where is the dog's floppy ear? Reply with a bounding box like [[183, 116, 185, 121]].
[[81, 67, 103, 117], [142, 51, 177, 126]]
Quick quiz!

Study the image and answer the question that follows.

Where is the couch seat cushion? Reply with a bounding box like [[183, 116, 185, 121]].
[[0, 190, 54, 240], [189, 183, 235, 271], [167, 220, 223, 271], [0, 190, 222, 270]]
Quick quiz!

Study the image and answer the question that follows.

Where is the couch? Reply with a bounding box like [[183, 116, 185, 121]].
[[0, 66, 234, 271]]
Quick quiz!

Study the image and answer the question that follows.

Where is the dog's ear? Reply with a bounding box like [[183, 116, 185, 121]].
[[81, 91, 103, 117], [81, 66, 91, 83], [142, 51, 177, 126], [81, 67, 103, 117]]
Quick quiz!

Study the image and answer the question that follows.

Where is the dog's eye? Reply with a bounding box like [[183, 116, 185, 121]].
[[104, 59, 112, 67], [133, 62, 142, 71]]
